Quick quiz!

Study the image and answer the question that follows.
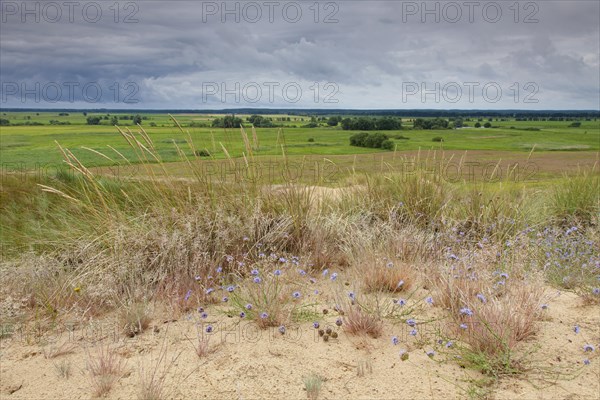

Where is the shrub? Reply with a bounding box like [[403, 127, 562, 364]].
[[349, 132, 390, 149], [381, 139, 394, 150], [432, 137, 444, 142], [86, 345, 126, 397], [307, 137, 315, 142], [120, 303, 151, 337], [194, 149, 211, 157]]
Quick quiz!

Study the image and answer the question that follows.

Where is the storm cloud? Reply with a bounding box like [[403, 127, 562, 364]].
[[1, 0, 598, 109]]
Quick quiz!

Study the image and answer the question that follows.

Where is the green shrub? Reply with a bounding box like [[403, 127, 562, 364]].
[[432, 137, 444, 142]]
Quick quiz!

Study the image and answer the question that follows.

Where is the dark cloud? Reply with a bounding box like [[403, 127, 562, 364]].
[[1, 0, 598, 109]]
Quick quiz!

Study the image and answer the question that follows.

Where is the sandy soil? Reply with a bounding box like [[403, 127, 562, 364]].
[[1, 281, 598, 400]]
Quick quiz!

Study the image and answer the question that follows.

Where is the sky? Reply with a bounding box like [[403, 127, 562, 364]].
[[1, 0, 599, 109]]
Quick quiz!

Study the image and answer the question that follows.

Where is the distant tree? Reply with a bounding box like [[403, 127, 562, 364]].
[[133, 114, 142, 125], [327, 116, 341, 126], [86, 116, 101, 125], [0, 118, 9, 126], [483, 122, 492, 128], [110, 116, 118, 125], [212, 115, 243, 128], [474, 122, 482, 128], [83, 112, 87, 116], [453, 119, 463, 129]]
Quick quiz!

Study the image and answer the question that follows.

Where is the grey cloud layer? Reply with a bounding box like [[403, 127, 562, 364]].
[[1, 1, 598, 109]]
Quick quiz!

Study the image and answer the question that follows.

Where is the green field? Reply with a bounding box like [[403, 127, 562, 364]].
[[1, 112, 598, 171]]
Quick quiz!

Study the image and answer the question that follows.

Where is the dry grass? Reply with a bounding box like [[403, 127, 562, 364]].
[[362, 261, 415, 293], [341, 303, 383, 338], [86, 344, 127, 397], [120, 303, 152, 337], [43, 341, 77, 359]]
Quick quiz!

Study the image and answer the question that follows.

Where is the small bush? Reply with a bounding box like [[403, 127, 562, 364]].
[[432, 137, 444, 142], [349, 132, 390, 149], [307, 137, 315, 142], [362, 260, 414, 293], [341, 303, 383, 338], [121, 304, 152, 337], [303, 373, 324, 400], [194, 149, 211, 157], [86, 345, 127, 397], [381, 139, 394, 150]]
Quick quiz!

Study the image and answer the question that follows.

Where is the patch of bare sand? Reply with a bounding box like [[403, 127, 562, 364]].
[[1, 286, 598, 399]]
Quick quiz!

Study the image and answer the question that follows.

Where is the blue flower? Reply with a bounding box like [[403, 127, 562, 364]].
[[200, 312, 208, 319], [184, 289, 192, 301], [245, 303, 253, 310], [313, 322, 320, 329], [226, 285, 235, 292], [279, 257, 287, 263], [348, 292, 355, 300], [459, 323, 468, 330], [426, 350, 435, 358], [258, 252, 266, 258], [425, 297, 433, 305], [409, 329, 418, 336], [406, 319, 416, 327], [278, 325, 286, 334], [476, 293, 487, 303], [500, 272, 509, 279], [574, 325, 580, 334], [460, 307, 474, 316], [445, 341, 453, 348], [387, 261, 394, 268], [250, 269, 259, 276], [205, 288, 214, 295], [216, 266, 223, 273], [330, 272, 338, 281], [540, 304, 548, 310], [392, 336, 399, 346], [396, 280, 404, 289], [260, 312, 268, 319], [322, 269, 329, 276], [239, 312, 246, 318], [253, 277, 262, 284], [197, 307, 204, 313], [205, 325, 213, 333], [222, 296, 229, 302], [292, 291, 301, 299], [592, 288, 600, 295], [274, 269, 282, 276], [397, 299, 407, 306], [583, 344, 595, 352], [298, 269, 306, 276], [584, 359, 591, 365]]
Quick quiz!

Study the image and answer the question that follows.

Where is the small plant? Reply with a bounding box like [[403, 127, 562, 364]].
[[432, 136, 444, 142], [341, 303, 383, 338], [194, 149, 211, 157], [86, 344, 127, 397], [53, 359, 72, 379], [121, 303, 151, 337], [362, 259, 414, 293], [307, 137, 315, 142], [138, 342, 180, 400], [356, 358, 373, 377], [43, 341, 77, 359], [303, 373, 324, 400]]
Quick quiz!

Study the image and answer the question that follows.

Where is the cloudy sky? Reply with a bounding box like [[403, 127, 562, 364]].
[[1, 1, 599, 109]]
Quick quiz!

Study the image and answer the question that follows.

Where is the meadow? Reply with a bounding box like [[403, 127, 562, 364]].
[[0, 112, 599, 399]]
